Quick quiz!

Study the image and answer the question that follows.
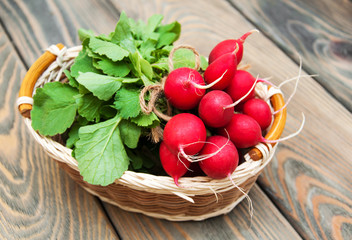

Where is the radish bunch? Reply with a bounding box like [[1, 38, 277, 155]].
[[159, 30, 278, 185]]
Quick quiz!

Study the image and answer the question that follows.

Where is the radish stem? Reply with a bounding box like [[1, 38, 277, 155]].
[[239, 29, 259, 42]]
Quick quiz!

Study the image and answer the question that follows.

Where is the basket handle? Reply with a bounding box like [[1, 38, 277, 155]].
[[248, 92, 287, 161], [17, 43, 65, 118]]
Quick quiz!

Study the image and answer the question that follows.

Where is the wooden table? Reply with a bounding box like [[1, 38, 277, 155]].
[[1, 0, 351, 239]]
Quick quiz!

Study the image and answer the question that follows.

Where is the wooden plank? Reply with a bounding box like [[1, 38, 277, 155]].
[[0, 0, 119, 64], [2, 0, 351, 239], [0, 0, 302, 238], [103, 185, 301, 239], [229, 0, 352, 111], [109, 0, 352, 239], [0, 13, 118, 240]]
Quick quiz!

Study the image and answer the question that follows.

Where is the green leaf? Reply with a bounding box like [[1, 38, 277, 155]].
[[76, 93, 104, 122], [89, 37, 129, 62], [98, 33, 112, 41], [96, 59, 130, 77], [173, 48, 208, 70], [76, 72, 123, 101], [86, 47, 102, 59], [129, 19, 146, 40], [140, 75, 153, 86], [129, 52, 154, 86], [111, 11, 137, 53], [139, 38, 157, 61], [145, 14, 163, 38], [121, 77, 141, 84], [66, 122, 80, 149], [126, 148, 143, 170], [75, 115, 129, 186], [64, 69, 79, 88], [140, 57, 154, 80], [114, 87, 141, 119], [200, 55, 209, 71], [156, 21, 181, 48], [129, 52, 141, 75], [100, 105, 117, 119], [119, 120, 141, 149], [78, 84, 90, 95], [70, 46, 101, 78], [31, 82, 78, 136], [151, 57, 168, 71], [157, 33, 178, 48], [92, 58, 101, 70], [152, 45, 172, 59], [131, 112, 159, 127], [152, 49, 209, 71], [78, 28, 95, 42]]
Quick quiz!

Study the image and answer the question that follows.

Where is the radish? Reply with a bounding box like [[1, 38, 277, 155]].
[[218, 113, 264, 149], [208, 29, 258, 64], [198, 135, 253, 220], [218, 112, 305, 149], [243, 98, 272, 130], [203, 51, 237, 90], [163, 113, 207, 156], [198, 135, 239, 179], [159, 142, 191, 186], [225, 70, 257, 110], [198, 90, 234, 128], [219, 112, 306, 149], [164, 67, 205, 110]]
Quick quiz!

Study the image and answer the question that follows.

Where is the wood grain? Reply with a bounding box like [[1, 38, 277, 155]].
[[0, 0, 119, 64], [109, 0, 352, 239], [0, 17, 118, 240], [230, 0, 352, 112], [103, 185, 301, 240], [1, 0, 352, 239], [0, 1, 303, 239]]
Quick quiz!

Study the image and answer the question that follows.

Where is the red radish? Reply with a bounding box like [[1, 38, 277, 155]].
[[199, 135, 239, 179], [208, 29, 258, 64], [198, 90, 234, 128], [203, 51, 238, 90], [163, 113, 207, 156], [159, 142, 191, 186], [164, 67, 205, 110], [198, 136, 253, 218], [225, 70, 257, 110], [219, 113, 306, 149], [218, 113, 264, 149], [243, 98, 272, 130]]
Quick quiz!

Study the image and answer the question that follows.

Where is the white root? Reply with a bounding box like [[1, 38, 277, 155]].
[[192, 70, 228, 89], [178, 129, 233, 163], [178, 138, 230, 163], [228, 174, 254, 228], [264, 112, 306, 143], [268, 55, 318, 115]]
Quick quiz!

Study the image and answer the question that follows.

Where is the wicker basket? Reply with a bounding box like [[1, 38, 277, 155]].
[[17, 44, 286, 221]]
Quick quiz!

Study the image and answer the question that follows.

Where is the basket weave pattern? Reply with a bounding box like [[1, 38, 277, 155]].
[[58, 161, 258, 220], [19, 45, 282, 221]]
